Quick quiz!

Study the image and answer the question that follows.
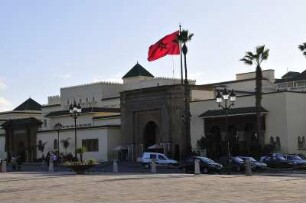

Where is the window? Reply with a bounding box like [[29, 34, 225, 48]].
[[150, 154, 157, 159], [54, 139, 58, 150], [82, 139, 99, 152], [275, 136, 281, 150], [158, 155, 166, 160], [298, 136, 305, 149], [43, 119, 47, 128], [270, 137, 274, 144]]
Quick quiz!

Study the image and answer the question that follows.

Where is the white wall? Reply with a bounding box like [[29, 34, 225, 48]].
[[285, 93, 306, 154], [261, 93, 288, 152], [60, 82, 123, 110], [37, 126, 121, 162], [190, 91, 306, 154]]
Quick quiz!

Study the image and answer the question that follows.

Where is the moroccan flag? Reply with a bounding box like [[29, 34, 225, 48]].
[[148, 31, 180, 61]]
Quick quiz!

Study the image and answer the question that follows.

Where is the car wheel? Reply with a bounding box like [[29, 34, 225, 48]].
[[202, 168, 208, 174], [143, 164, 150, 169]]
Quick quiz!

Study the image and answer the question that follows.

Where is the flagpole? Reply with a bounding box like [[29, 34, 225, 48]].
[[179, 24, 183, 85]]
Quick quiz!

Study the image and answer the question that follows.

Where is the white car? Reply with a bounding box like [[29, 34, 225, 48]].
[[141, 152, 178, 168]]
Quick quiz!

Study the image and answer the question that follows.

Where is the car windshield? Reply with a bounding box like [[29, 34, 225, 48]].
[[288, 155, 302, 160], [277, 156, 286, 161], [198, 157, 214, 163], [233, 157, 244, 162], [246, 157, 257, 162]]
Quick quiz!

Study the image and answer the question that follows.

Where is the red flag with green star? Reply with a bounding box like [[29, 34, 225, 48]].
[[148, 31, 180, 61]]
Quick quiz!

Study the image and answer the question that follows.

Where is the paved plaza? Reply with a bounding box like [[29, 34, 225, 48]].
[[0, 172, 306, 203]]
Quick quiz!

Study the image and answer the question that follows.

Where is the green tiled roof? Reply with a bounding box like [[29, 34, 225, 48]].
[[14, 98, 42, 111], [122, 63, 154, 79], [199, 107, 268, 118], [2, 117, 42, 127], [45, 107, 120, 117]]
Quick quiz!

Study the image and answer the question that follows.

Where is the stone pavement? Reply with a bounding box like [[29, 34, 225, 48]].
[[0, 172, 306, 203]]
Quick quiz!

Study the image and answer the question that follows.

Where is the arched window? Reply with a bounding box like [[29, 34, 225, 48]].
[[276, 136, 281, 150], [54, 139, 58, 150], [298, 136, 302, 149], [270, 137, 274, 144]]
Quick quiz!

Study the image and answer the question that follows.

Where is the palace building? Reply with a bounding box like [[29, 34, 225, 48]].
[[1, 64, 306, 162]]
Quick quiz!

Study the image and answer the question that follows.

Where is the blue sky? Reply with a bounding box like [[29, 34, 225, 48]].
[[1, 0, 306, 111]]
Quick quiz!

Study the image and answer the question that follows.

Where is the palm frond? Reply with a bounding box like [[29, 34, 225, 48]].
[[178, 30, 193, 43], [299, 43, 306, 51], [262, 49, 269, 60], [245, 51, 255, 58], [256, 45, 265, 56], [240, 58, 253, 65]]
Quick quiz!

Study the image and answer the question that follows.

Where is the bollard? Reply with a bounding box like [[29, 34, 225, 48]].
[[245, 159, 252, 176], [151, 159, 156, 174], [194, 159, 200, 175], [1, 161, 6, 173], [113, 159, 118, 173], [49, 159, 54, 173]]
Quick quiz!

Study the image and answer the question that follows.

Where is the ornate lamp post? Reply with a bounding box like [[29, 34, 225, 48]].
[[54, 122, 63, 155], [69, 101, 82, 159], [216, 88, 236, 173]]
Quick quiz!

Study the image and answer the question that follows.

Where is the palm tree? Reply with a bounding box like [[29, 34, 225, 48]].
[[240, 45, 269, 145], [176, 30, 194, 84], [298, 43, 306, 57], [76, 146, 87, 162], [61, 138, 71, 155], [37, 141, 47, 158], [176, 29, 194, 156]]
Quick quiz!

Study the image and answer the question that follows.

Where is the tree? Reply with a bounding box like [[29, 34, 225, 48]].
[[37, 141, 47, 157], [196, 136, 208, 150], [176, 29, 194, 156], [240, 45, 269, 145], [61, 138, 71, 155], [298, 43, 306, 57], [76, 146, 87, 162]]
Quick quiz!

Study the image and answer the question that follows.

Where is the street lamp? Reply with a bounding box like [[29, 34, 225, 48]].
[[216, 88, 236, 173], [69, 100, 82, 159], [54, 122, 63, 155]]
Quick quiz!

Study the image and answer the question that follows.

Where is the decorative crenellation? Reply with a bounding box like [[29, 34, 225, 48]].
[[61, 81, 123, 89], [48, 95, 60, 105], [154, 77, 196, 82]]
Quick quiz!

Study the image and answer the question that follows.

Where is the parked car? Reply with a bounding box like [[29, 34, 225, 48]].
[[261, 155, 293, 168], [237, 156, 267, 171], [141, 152, 178, 168], [283, 155, 306, 167], [289, 153, 306, 160], [180, 156, 223, 174], [217, 156, 252, 172]]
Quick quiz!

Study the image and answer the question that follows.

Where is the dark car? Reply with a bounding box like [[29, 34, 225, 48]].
[[284, 155, 306, 167], [217, 156, 251, 172], [261, 156, 293, 168], [180, 156, 223, 174], [238, 156, 267, 170], [289, 153, 306, 160]]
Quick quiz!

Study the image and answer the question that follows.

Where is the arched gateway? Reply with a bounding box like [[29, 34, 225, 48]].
[[121, 84, 190, 161], [143, 121, 160, 151]]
